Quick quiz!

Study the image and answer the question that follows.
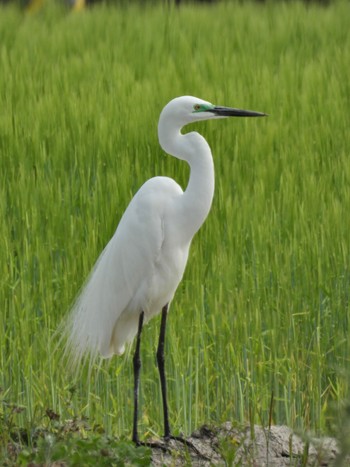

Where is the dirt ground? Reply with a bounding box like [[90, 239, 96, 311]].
[[149, 423, 349, 466]]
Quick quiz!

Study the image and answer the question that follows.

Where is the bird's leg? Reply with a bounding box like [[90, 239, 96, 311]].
[[132, 311, 144, 445], [157, 303, 171, 438], [156, 304, 210, 461], [132, 309, 171, 453], [133, 306, 207, 459]]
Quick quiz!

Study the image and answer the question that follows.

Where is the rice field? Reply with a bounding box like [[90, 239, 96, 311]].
[[1, 0, 350, 451]]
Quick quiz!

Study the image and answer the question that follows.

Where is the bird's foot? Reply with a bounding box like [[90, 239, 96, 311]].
[[134, 438, 169, 453], [134, 434, 210, 461], [163, 434, 210, 460]]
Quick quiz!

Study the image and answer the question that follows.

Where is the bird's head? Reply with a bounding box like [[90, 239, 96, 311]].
[[159, 95, 267, 128]]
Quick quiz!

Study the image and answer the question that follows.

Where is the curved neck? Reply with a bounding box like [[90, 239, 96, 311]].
[[158, 119, 215, 241], [183, 133, 215, 238]]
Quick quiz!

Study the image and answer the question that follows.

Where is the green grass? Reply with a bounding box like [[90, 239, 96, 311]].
[[1, 0, 350, 460]]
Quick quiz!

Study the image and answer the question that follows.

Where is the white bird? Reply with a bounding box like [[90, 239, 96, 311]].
[[63, 95, 266, 444]]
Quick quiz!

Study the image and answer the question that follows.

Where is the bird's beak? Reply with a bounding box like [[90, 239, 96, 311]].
[[209, 106, 267, 118]]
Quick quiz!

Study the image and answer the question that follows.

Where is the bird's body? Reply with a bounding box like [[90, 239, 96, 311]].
[[69, 175, 191, 360], [66, 99, 216, 364], [63, 96, 266, 443]]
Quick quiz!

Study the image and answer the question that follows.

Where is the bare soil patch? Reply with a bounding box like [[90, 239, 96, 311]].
[[150, 423, 348, 466]]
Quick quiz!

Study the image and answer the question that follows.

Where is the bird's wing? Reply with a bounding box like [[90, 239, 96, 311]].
[[64, 176, 183, 366]]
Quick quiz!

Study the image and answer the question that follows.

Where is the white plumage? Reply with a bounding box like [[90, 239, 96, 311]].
[[66, 175, 191, 362], [65, 97, 219, 365], [61, 95, 266, 441]]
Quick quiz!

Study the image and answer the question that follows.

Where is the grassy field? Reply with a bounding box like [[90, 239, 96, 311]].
[[1, 0, 350, 462]]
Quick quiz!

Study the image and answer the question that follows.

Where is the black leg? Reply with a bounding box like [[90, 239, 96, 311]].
[[157, 303, 171, 439], [132, 311, 144, 444], [133, 305, 210, 461]]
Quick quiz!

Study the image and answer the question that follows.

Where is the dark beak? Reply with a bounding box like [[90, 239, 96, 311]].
[[209, 106, 267, 117]]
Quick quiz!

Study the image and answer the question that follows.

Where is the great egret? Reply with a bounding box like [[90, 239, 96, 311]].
[[63, 95, 266, 444]]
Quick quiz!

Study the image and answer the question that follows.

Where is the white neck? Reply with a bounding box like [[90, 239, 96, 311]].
[[158, 119, 215, 242]]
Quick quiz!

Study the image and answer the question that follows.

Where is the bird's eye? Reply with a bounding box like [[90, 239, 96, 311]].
[[193, 104, 201, 111]]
